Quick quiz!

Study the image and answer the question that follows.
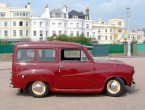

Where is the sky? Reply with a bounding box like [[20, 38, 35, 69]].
[[0, 0, 145, 30]]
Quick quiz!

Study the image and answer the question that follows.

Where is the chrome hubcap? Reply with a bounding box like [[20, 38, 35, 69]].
[[32, 81, 46, 95], [107, 80, 121, 94]]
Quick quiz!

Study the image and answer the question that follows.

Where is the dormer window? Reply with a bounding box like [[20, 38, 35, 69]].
[[64, 14, 67, 18], [51, 13, 55, 18], [0, 12, 5, 17], [73, 15, 78, 19], [55, 13, 61, 18]]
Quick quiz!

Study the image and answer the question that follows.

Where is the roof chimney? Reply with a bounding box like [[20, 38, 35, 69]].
[[86, 7, 90, 20], [62, 5, 67, 13], [25, 2, 31, 9]]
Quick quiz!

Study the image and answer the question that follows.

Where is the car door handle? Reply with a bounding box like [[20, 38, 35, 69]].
[[59, 66, 64, 72]]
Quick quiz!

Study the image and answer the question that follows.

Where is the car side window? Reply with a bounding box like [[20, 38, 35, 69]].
[[17, 49, 35, 61], [38, 49, 56, 62], [61, 48, 88, 62]]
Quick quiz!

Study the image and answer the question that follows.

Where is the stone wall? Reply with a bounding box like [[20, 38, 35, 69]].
[[0, 54, 12, 61]]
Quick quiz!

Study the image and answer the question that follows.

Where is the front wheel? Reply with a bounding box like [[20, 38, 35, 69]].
[[105, 77, 125, 97], [28, 81, 49, 98]]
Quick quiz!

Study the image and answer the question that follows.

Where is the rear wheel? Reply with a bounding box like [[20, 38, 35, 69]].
[[106, 77, 125, 97], [28, 81, 49, 98]]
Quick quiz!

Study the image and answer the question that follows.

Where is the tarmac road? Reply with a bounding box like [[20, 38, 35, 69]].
[[0, 57, 145, 110]]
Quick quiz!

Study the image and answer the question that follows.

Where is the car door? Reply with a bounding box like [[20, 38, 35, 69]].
[[54, 48, 95, 89]]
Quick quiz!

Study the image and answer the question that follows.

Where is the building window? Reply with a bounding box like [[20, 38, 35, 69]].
[[26, 22, 28, 27], [76, 31, 79, 36], [52, 23, 56, 27], [40, 30, 43, 36], [0, 12, 5, 17], [0, 30, 1, 36], [70, 31, 73, 36], [33, 31, 36, 36], [86, 24, 89, 28], [13, 12, 17, 16], [51, 13, 55, 18], [33, 22, 37, 27], [87, 32, 89, 37], [19, 30, 23, 36], [105, 36, 108, 40], [46, 22, 48, 27], [26, 30, 28, 36], [118, 29, 122, 32], [17, 12, 19, 16], [13, 30, 16, 37], [82, 23, 84, 28], [92, 32, 95, 37], [13, 21, 16, 26], [20, 12, 23, 16], [110, 36, 112, 40], [98, 29, 101, 33], [4, 30, 8, 37], [64, 14, 66, 18], [70, 23, 73, 27], [23, 12, 26, 16], [98, 36, 101, 40], [52, 31, 56, 35], [64, 31, 66, 35], [110, 29, 112, 32], [58, 22, 62, 27], [105, 29, 107, 33], [19, 21, 23, 26], [55, 13, 61, 18], [4, 22, 7, 27], [46, 31, 48, 37], [26, 13, 29, 16], [59, 30, 62, 35], [73, 16, 78, 19], [76, 23, 79, 28], [40, 22, 43, 27], [64, 23, 66, 27], [118, 22, 121, 26]]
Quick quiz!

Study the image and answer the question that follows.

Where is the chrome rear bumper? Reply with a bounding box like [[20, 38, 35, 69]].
[[9, 83, 13, 88]]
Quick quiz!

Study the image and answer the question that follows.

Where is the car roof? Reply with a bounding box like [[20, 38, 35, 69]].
[[15, 41, 83, 48]]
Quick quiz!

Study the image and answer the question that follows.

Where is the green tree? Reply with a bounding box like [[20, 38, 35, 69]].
[[47, 33, 92, 44]]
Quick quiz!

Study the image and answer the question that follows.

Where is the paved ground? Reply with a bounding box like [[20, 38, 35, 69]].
[[0, 57, 145, 110]]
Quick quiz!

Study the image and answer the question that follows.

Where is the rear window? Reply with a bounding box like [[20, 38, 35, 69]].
[[17, 49, 35, 61], [38, 49, 56, 62]]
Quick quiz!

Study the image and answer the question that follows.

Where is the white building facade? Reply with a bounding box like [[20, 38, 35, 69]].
[[130, 30, 145, 43], [31, 5, 93, 41]]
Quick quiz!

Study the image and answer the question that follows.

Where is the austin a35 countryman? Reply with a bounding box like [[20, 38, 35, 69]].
[[10, 41, 135, 97]]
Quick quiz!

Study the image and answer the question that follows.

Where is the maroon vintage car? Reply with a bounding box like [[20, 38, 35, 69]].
[[10, 41, 135, 97]]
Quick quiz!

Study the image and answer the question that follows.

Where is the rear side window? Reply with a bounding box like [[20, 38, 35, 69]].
[[17, 49, 35, 61], [38, 49, 56, 62]]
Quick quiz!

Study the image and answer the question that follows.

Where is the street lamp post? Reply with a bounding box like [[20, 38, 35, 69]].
[[126, 8, 131, 57]]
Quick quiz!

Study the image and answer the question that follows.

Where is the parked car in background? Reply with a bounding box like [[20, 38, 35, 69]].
[[10, 41, 135, 98]]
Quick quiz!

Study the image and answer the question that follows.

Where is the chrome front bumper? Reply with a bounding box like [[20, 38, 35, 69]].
[[9, 83, 14, 88], [131, 80, 136, 87]]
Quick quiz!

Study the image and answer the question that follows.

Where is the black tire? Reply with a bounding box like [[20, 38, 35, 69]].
[[105, 77, 125, 97], [28, 81, 49, 98]]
